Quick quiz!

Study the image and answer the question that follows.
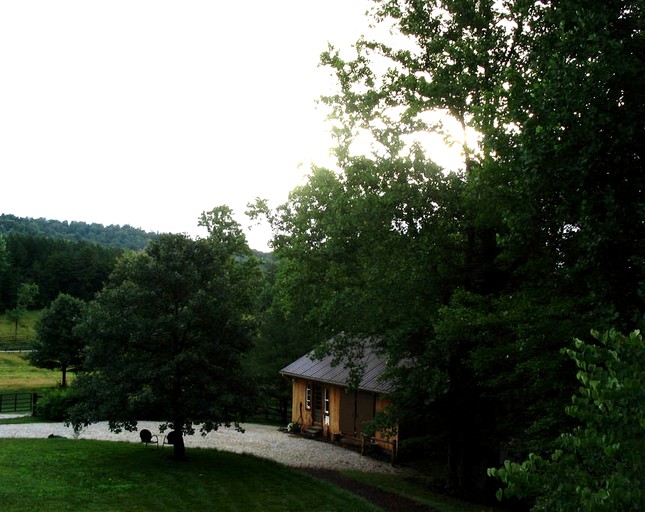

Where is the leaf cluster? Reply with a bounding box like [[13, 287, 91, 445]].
[[490, 329, 644, 511]]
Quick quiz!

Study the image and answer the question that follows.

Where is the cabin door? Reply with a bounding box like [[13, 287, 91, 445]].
[[339, 391, 375, 437], [311, 384, 331, 426]]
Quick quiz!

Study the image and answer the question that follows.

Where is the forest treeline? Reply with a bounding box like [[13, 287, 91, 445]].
[[0, 214, 272, 314], [0, 214, 152, 311], [0, 214, 158, 251], [0, 233, 124, 311]]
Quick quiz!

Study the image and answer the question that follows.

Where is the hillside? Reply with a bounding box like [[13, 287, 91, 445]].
[[0, 214, 158, 251]]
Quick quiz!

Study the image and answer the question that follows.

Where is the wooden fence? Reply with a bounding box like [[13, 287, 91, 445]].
[[0, 392, 38, 414], [250, 398, 291, 426], [0, 340, 36, 352]]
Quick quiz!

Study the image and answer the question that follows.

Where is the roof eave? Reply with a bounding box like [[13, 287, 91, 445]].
[[280, 370, 393, 395]]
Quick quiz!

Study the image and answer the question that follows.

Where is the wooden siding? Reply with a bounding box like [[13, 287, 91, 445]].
[[373, 395, 398, 450], [290, 378, 313, 426], [329, 385, 341, 437], [289, 377, 397, 452]]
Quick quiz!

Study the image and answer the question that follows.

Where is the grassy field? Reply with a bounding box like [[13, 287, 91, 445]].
[[0, 313, 63, 392], [0, 353, 61, 392], [0, 438, 380, 512], [0, 310, 40, 350]]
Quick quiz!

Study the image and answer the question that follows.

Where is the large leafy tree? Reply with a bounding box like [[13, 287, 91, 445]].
[[264, 156, 464, 338], [261, 0, 643, 501], [0, 235, 11, 313], [30, 293, 87, 388], [70, 213, 260, 460], [0, 235, 8, 277], [491, 0, 645, 328]]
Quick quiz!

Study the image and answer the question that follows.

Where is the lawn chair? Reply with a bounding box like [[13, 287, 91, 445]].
[[162, 430, 179, 448], [139, 429, 158, 448]]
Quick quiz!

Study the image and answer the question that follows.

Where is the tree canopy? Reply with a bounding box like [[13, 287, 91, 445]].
[[30, 293, 87, 388], [70, 221, 261, 460], [0, 233, 124, 311], [490, 329, 645, 511], [0, 214, 158, 250], [256, 0, 644, 501]]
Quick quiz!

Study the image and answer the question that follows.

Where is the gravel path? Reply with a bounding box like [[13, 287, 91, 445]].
[[0, 416, 409, 475]]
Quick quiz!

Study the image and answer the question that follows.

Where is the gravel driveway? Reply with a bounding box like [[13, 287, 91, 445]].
[[0, 417, 409, 475]]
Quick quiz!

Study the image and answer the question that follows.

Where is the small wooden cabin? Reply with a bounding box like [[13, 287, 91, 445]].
[[280, 344, 397, 455]]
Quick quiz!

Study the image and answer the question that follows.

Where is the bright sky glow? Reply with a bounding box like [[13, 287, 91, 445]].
[[0, 0, 379, 250], [1, 1, 471, 252]]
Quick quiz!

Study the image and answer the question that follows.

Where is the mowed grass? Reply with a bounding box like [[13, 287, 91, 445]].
[[0, 353, 62, 392], [0, 438, 380, 512]]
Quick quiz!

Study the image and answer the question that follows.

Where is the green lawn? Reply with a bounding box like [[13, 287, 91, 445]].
[[0, 438, 380, 512]]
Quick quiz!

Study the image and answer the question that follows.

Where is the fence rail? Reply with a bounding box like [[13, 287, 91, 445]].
[[0, 392, 37, 414]]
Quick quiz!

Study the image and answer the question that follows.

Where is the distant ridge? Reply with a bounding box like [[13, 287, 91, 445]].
[[0, 213, 158, 251]]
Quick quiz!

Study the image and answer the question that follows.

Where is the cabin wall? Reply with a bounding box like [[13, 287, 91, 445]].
[[290, 378, 341, 438], [328, 386, 341, 437], [290, 378, 313, 426], [289, 378, 398, 454], [373, 395, 398, 451]]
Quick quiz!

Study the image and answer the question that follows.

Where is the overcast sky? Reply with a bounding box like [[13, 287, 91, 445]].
[[0, 1, 381, 251]]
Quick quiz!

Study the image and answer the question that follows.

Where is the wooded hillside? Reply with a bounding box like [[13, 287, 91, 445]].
[[0, 214, 158, 251]]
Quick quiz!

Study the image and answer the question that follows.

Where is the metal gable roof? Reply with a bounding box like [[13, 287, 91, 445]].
[[280, 343, 394, 394]]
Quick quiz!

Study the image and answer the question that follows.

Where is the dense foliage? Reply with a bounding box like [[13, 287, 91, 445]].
[[30, 293, 87, 388], [0, 214, 158, 250], [69, 213, 262, 460], [254, 0, 644, 503], [0, 233, 123, 311], [489, 329, 644, 511]]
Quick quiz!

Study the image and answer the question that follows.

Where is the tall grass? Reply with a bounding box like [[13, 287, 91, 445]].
[[0, 310, 40, 351], [0, 353, 61, 392], [0, 439, 380, 512]]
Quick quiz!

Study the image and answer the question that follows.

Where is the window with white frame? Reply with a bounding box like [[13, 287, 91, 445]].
[[305, 383, 312, 409], [324, 387, 330, 416]]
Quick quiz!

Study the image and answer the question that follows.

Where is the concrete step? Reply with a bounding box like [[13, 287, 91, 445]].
[[303, 425, 323, 438]]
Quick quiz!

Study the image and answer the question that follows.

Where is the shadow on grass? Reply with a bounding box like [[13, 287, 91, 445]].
[[0, 438, 381, 512]]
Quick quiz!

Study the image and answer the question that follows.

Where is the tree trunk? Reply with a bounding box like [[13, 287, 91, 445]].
[[172, 432, 186, 461], [171, 418, 187, 461], [61, 364, 67, 388]]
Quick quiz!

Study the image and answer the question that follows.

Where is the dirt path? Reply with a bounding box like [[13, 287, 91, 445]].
[[300, 468, 438, 512]]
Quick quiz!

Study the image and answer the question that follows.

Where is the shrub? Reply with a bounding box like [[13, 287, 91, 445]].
[[489, 329, 644, 511], [33, 388, 79, 421], [287, 422, 301, 433]]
